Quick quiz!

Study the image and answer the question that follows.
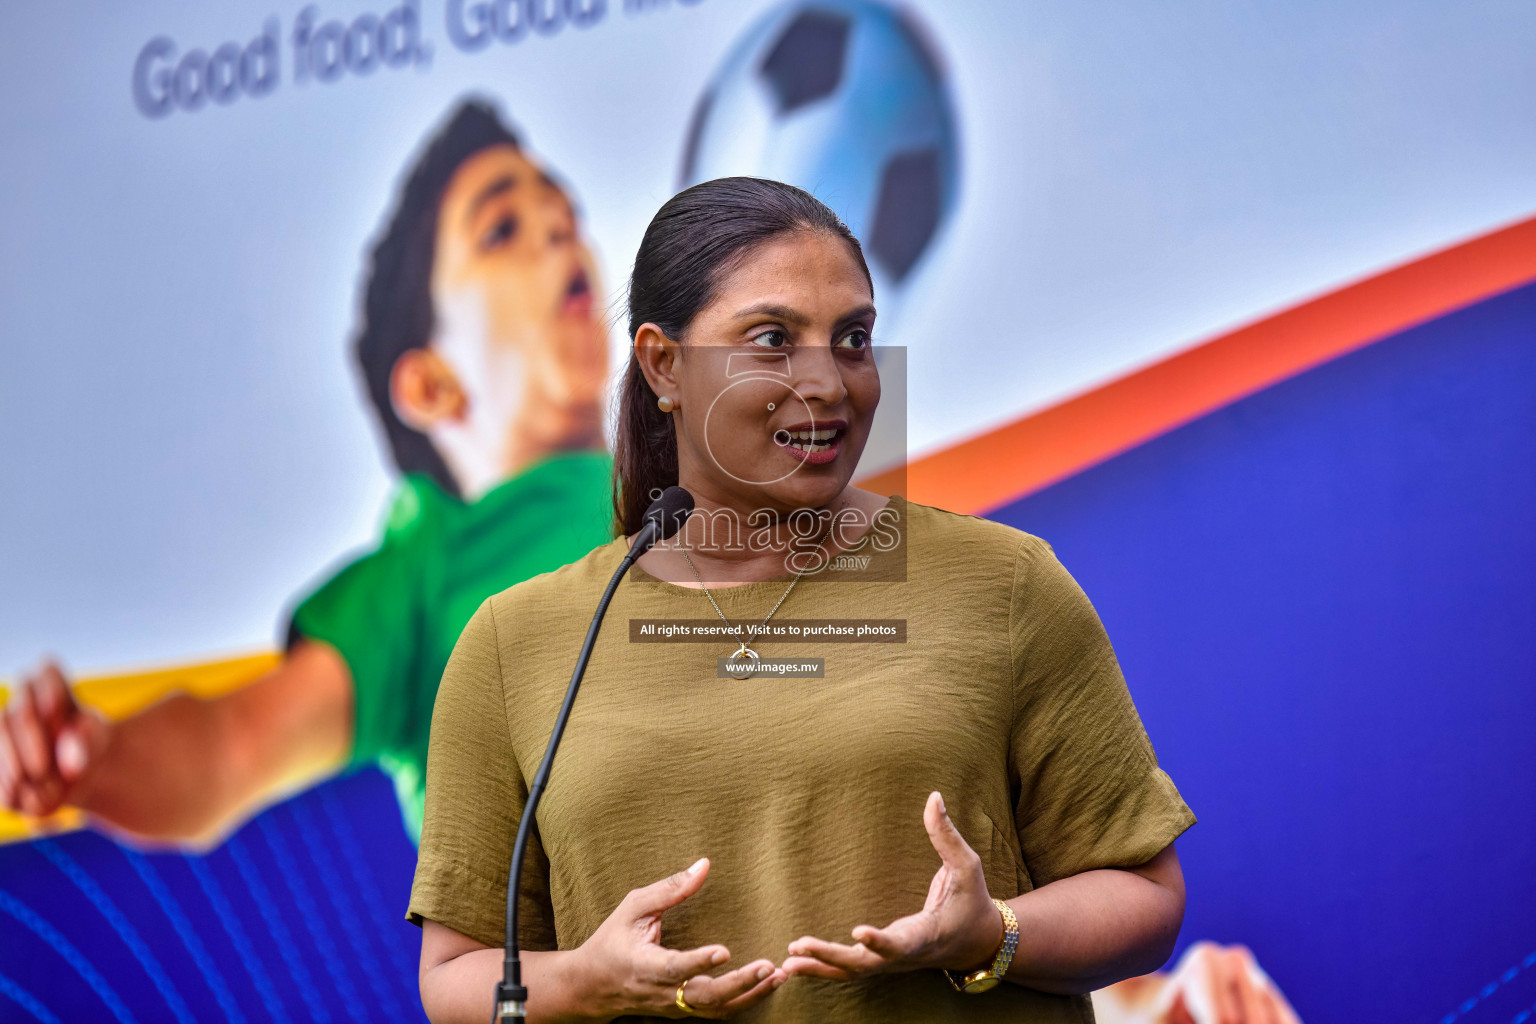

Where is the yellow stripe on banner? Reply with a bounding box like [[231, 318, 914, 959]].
[[0, 650, 280, 844]]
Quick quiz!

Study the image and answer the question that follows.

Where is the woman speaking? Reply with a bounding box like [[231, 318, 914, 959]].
[[408, 178, 1196, 1022]]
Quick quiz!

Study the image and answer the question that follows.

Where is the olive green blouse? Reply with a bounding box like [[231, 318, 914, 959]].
[[409, 497, 1195, 1022]]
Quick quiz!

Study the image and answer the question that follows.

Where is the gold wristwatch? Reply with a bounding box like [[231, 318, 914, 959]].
[[944, 899, 1019, 994]]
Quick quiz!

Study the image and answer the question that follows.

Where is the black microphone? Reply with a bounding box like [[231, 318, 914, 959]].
[[495, 486, 695, 1022]]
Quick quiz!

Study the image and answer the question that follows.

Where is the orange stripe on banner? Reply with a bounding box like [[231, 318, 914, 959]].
[[860, 213, 1536, 515]]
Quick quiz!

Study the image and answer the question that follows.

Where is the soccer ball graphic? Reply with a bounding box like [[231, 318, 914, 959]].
[[679, 0, 960, 314]]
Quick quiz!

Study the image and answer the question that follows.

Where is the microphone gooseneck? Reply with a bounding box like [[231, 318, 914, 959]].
[[496, 486, 694, 1022]]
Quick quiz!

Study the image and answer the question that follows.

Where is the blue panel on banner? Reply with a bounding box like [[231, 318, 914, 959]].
[[988, 281, 1536, 1023], [0, 769, 426, 1024]]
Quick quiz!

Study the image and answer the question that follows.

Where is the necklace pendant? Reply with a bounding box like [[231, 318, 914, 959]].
[[724, 644, 760, 680]]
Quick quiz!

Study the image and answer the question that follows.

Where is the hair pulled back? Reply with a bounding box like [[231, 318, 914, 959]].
[[613, 177, 872, 534]]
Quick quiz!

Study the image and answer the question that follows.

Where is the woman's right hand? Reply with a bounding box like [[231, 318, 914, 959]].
[[574, 857, 786, 1020], [0, 661, 111, 818]]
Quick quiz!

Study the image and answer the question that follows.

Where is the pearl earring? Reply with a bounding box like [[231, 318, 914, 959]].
[[657, 395, 677, 413]]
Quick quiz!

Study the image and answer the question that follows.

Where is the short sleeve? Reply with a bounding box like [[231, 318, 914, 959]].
[[289, 540, 421, 769], [407, 599, 556, 950], [1008, 534, 1195, 887]]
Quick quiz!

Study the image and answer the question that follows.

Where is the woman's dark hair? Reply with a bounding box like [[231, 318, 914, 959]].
[[354, 97, 520, 498], [614, 177, 874, 535]]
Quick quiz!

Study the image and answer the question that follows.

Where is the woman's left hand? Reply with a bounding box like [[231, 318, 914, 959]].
[[783, 791, 1006, 980]]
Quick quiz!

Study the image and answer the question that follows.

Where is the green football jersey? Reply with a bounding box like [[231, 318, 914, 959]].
[[289, 451, 615, 842]]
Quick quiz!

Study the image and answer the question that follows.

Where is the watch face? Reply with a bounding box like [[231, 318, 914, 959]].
[[961, 974, 1001, 994]]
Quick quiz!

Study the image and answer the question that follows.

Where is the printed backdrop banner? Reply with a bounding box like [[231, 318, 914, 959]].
[[1, 2, 1534, 1023]]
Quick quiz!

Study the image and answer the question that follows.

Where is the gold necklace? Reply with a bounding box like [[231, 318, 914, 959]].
[[679, 526, 828, 680]]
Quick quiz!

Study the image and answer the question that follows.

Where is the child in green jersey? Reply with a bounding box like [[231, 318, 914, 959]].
[[0, 98, 616, 845]]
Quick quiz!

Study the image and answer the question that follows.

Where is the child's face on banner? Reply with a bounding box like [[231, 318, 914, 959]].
[[427, 144, 608, 468]]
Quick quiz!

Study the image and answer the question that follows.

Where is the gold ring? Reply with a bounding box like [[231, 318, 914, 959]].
[[675, 979, 699, 1015]]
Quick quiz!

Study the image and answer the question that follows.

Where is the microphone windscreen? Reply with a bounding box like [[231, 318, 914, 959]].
[[644, 486, 695, 541]]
